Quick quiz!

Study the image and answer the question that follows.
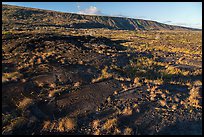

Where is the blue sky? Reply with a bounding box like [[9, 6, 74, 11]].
[[2, 2, 202, 29]]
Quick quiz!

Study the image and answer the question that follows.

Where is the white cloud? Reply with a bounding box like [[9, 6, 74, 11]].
[[180, 23, 202, 29], [135, 16, 147, 19], [110, 14, 128, 18], [162, 21, 202, 29], [173, 23, 201, 29], [78, 6, 102, 15], [163, 21, 172, 23]]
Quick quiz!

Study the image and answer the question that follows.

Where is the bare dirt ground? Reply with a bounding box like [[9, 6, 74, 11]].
[[2, 28, 202, 135]]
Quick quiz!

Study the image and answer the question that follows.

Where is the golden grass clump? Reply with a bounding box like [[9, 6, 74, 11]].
[[121, 83, 128, 90], [49, 83, 56, 88], [101, 66, 113, 78], [171, 104, 177, 111], [102, 118, 117, 130], [133, 77, 140, 84], [165, 66, 182, 75], [115, 77, 131, 82], [42, 120, 51, 131], [133, 77, 142, 87], [74, 82, 81, 87], [150, 92, 156, 101], [37, 58, 42, 64], [48, 89, 63, 98], [64, 118, 76, 131], [57, 117, 77, 132], [153, 79, 164, 85], [174, 96, 180, 103], [193, 80, 202, 86], [187, 86, 202, 108], [113, 128, 121, 135], [18, 98, 33, 110], [2, 71, 22, 83], [42, 117, 77, 132], [92, 66, 113, 83], [93, 129, 100, 135], [58, 119, 65, 132], [123, 127, 133, 135], [122, 107, 133, 116], [159, 100, 167, 107], [2, 76, 9, 83], [92, 119, 100, 129]]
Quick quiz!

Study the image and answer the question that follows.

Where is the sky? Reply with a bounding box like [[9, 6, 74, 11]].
[[2, 2, 202, 29]]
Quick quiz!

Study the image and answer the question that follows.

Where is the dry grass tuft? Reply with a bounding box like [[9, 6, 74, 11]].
[[93, 129, 100, 135], [133, 77, 142, 87], [64, 117, 76, 131], [49, 83, 56, 88], [18, 98, 33, 110], [57, 117, 77, 132], [48, 89, 63, 98], [113, 128, 121, 135], [2, 71, 22, 83], [193, 80, 202, 86], [102, 118, 117, 130], [171, 104, 177, 110], [92, 119, 100, 129], [187, 86, 202, 108], [133, 77, 140, 84], [123, 127, 133, 135], [159, 100, 167, 107], [74, 82, 81, 87], [122, 107, 133, 116], [42, 120, 51, 131], [42, 117, 77, 132], [36, 58, 42, 64], [92, 66, 112, 83]]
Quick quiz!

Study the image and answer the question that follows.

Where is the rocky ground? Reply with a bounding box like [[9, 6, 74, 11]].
[[2, 28, 202, 135]]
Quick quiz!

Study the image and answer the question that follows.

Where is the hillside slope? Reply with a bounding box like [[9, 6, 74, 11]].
[[2, 4, 200, 31]]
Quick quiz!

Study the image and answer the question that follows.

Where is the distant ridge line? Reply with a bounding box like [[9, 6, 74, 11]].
[[2, 4, 201, 31]]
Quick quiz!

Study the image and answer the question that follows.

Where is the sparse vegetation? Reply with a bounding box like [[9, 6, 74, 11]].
[[2, 71, 22, 83], [2, 4, 202, 135], [42, 117, 77, 132], [102, 118, 117, 130], [17, 98, 33, 110], [92, 66, 113, 83]]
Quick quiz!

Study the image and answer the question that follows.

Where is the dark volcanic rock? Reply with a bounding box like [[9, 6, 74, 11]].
[[55, 80, 121, 117]]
